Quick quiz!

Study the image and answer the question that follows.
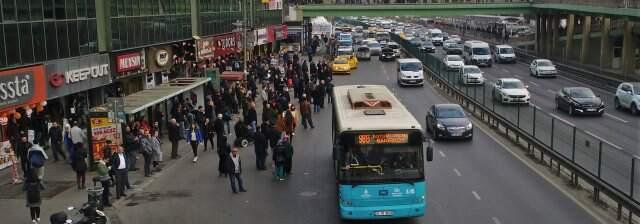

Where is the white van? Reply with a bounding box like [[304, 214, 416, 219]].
[[397, 58, 424, 87], [492, 45, 517, 64], [429, 29, 444, 46], [463, 41, 492, 67]]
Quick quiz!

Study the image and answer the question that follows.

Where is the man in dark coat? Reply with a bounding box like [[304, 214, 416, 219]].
[[123, 127, 140, 171], [48, 122, 66, 161], [110, 146, 130, 199], [253, 127, 268, 170], [223, 146, 247, 194], [168, 119, 182, 159]]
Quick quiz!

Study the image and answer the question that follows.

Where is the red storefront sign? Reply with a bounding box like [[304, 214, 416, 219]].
[[0, 65, 47, 112], [267, 24, 288, 42], [116, 52, 144, 73], [213, 32, 241, 57]]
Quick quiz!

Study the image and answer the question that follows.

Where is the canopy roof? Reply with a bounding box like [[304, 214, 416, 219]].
[[122, 77, 210, 114]]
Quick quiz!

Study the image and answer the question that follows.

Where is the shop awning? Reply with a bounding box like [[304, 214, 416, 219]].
[[121, 77, 210, 114]]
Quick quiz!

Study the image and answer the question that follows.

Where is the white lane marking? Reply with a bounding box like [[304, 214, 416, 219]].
[[546, 89, 556, 94], [604, 113, 629, 124], [439, 150, 447, 158], [502, 68, 509, 73], [492, 217, 503, 224], [550, 113, 576, 127], [453, 168, 462, 177], [514, 74, 522, 78], [472, 191, 482, 200], [584, 130, 624, 150], [529, 81, 539, 86]]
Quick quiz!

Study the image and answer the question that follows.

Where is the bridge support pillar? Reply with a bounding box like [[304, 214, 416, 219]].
[[621, 20, 636, 75], [579, 16, 592, 64], [551, 15, 559, 58], [536, 15, 542, 55], [565, 14, 576, 60], [599, 17, 612, 69], [544, 15, 553, 59]]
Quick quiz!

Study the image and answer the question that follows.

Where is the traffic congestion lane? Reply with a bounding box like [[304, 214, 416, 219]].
[[352, 57, 598, 224], [428, 55, 637, 197]]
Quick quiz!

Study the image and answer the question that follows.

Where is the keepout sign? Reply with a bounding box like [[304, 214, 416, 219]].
[[0, 65, 47, 110], [45, 54, 113, 99]]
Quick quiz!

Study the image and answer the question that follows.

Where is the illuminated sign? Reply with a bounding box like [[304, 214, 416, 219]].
[[356, 133, 409, 145]]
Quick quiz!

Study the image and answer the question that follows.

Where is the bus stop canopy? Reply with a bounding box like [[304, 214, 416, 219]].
[[122, 77, 210, 114]]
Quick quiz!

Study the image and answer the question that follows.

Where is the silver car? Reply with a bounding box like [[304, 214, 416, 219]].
[[367, 41, 382, 56]]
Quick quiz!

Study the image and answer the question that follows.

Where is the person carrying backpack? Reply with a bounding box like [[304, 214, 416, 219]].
[[27, 144, 47, 186]]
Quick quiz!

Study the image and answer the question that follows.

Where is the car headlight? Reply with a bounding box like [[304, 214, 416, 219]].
[[466, 123, 473, 130], [436, 123, 445, 130]]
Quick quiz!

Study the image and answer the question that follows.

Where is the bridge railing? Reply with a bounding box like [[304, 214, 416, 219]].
[[534, 0, 640, 8], [293, 0, 639, 8], [389, 31, 640, 222]]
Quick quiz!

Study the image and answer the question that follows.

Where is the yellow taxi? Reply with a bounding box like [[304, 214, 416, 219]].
[[336, 54, 359, 69], [332, 57, 352, 75]]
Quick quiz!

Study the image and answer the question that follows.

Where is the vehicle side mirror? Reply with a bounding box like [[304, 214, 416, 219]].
[[426, 145, 434, 162]]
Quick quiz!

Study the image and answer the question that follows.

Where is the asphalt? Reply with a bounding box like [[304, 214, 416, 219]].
[[414, 42, 640, 200], [115, 56, 599, 224]]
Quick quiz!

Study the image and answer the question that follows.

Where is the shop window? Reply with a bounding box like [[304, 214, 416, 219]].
[[19, 23, 34, 64], [45, 22, 58, 59], [88, 19, 97, 52], [32, 22, 47, 62], [43, 0, 54, 19], [77, 0, 86, 18], [68, 20, 80, 57], [4, 24, 20, 65], [30, 0, 43, 20], [3, 0, 16, 21], [56, 21, 69, 58], [54, 0, 65, 19], [110, 0, 118, 17], [125, 0, 133, 16], [118, 18, 128, 49], [131, 0, 140, 16]]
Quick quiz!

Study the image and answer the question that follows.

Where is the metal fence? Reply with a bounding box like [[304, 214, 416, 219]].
[[535, 0, 640, 8], [390, 32, 640, 220], [295, 0, 639, 8]]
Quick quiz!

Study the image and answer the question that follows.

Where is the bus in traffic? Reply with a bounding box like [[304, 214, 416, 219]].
[[331, 84, 434, 220]]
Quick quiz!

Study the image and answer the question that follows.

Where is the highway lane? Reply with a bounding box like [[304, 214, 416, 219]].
[[116, 56, 599, 224], [408, 47, 639, 201]]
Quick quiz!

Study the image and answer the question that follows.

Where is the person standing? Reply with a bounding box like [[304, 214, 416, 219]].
[[25, 172, 41, 223], [213, 114, 226, 147], [110, 146, 129, 199], [253, 127, 268, 170], [139, 130, 154, 177], [17, 134, 31, 179], [217, 135, 230, 177], [203, 118, 215, 151], [151, 130, 163, 171], [95, 159, 111, 207], [223, 147, 247, 194], [72, 143, 88, 189], [69, 121, 86, 148], [123, 127, 140, 171], [27, 144, 47, 187], [272, 139, 288, 181], [47, 122, 66, 162], [299, 97, 314, 129], [168, 119, 182, 159], [186, 123, 203, 163], [281, 135, 294, 175]]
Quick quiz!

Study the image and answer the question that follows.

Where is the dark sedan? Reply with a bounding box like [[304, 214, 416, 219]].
[[555, 87, 605, 116], [426, 104, 473, 140], [419, 42, 436, 53], [380, 47, 395, 61]]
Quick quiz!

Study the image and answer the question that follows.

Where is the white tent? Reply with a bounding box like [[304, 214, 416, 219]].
[[311, 16, 333, 36]]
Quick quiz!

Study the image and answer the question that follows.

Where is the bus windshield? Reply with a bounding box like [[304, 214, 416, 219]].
[[339, 144, 424, 183]]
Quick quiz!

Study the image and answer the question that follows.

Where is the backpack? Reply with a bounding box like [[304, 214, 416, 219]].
[[29, 151, 45, 168]]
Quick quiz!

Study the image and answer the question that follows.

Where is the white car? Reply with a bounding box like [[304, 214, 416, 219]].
[[367, 41, 382, 56], [386, 42, 401, 58], [493, 78, 530, 104], [459, 65, 485, 85], [444, 55, 464, 71], [530, 59, 558, 77], [614, 82, 640, 115]]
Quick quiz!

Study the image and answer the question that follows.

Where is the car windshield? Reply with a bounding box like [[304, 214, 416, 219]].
[[400, 63, 422, 72], [473, 48, 490, 55], [431, 33, 442, 38], [334, 59, 348, 64], [436, 107, 466, 118], [357, 48, 369, 52], [368, 43, 381, 48], [464, 67, 482, 73], [447, 56, 462, 61], [537, 60, 554, 66], [422, 43, 433, 47], [568, 88, 596, 98], [339, 144, 424, 182], [502, 81, 525, 89], [499, 48, 514, 54], [388, 44, 399, 49]]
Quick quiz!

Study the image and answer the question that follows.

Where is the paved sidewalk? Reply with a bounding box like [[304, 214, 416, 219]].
[[0, 133, 197, 224]]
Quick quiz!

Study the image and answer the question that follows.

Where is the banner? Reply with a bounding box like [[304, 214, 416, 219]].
[[268, 24, 288, 42], [255, 28, 269, 46], [90, 117, 122, 161]]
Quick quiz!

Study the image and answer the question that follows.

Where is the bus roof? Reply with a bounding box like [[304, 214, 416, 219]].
[[332, 85, 423, 133]]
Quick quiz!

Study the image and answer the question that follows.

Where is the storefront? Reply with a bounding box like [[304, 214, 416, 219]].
[[112, 50, 147, 97], [268, 24, 289, 53], [45, 54, 113, 124], [195, 32, 241, 90], [254, 28, 272, 57], [0, 65, 48, 170], [146, 45, 174, 89]]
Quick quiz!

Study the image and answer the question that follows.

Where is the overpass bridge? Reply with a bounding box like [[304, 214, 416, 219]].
[[293, 0, 639, 80]]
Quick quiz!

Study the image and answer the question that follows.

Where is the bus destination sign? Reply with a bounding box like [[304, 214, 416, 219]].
[[356, 133, 409, 145]]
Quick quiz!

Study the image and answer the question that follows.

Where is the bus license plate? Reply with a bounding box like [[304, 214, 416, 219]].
[[374, 211, 393, 216]]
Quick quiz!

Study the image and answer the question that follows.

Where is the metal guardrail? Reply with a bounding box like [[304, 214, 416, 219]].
[[294, 0, 639, 8], [535, 0, 640, 8], [391, 32, 640, 222]]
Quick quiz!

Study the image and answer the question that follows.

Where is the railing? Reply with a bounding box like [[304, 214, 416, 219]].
[[292, 0, 639, 8], [390, 32, 640, 222], [535, 0, 640, 8]]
